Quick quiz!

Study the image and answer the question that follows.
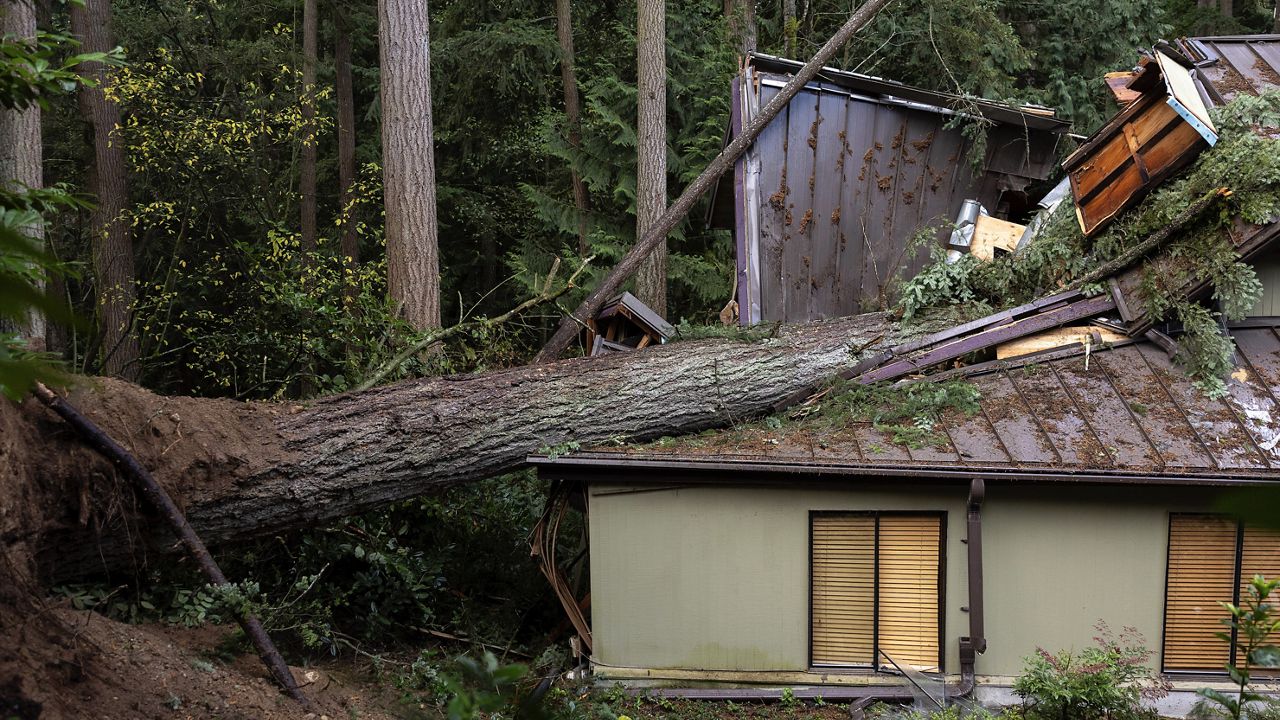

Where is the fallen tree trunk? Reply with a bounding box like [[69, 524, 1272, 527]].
[[12, 314, 888, 582]]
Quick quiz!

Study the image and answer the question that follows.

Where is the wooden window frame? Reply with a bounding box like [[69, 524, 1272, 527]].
[[808, 511, 947, 673], [1162, 513, 1280, 675]]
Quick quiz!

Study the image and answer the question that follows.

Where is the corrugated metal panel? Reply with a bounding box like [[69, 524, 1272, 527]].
[[731, 58, 1067, 325], [1184, 34, 1280, 103], [546, 326, 1280, 481]]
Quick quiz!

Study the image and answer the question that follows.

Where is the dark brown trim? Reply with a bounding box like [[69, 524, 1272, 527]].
[[532, 454, 1279, 488]]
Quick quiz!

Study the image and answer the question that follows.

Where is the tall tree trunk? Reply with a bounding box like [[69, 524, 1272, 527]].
[[556, 0, 590, 257], [0, 0, 45, 352], [724, 0, 757, 55], [379, 0, 441, 331], [783, 0, 796, 57], [1274, 0, 1279, 33], [70, 0, 140, 381], [300, 0, 318, 258], [634, 0, 667, 318], [1218, 0, 1232, 16], [20, 314, 886, 581], [335, 6, 359, 304]]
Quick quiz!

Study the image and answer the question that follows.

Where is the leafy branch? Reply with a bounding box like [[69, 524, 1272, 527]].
[[355, 256, 593, 391]]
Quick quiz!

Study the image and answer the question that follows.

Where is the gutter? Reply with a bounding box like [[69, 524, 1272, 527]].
[[531, 453, 1279, 488], [613, 477, 990, 704]]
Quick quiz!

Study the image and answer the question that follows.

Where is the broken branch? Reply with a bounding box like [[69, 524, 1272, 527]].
[[532, 0, 894, 363], [355, 256, 592, 391]]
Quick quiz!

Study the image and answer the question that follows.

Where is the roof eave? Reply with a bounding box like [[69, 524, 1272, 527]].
[[528, 452, 1279, 488]]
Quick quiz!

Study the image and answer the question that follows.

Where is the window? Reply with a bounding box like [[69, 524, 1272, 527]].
[[810, 512, 944, 672], [1164, 514, 1280, 672]]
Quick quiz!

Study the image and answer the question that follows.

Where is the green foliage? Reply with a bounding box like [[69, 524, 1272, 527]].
[[520, 2, 737, 323], [441, 651, 531, 720], [670, 319, 779, 343], [0, 29, 117, 398], [0, 30, 121, 111], [1015, 622, 1169, 720], [1196, 576, 1280, 720], [800, 379, 981, 448]]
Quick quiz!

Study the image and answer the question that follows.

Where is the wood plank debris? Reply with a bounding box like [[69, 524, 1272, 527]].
[[1064, 50, 1213, 236], [995, 325, 1129, 360], [970, 215, 1026, 261], [586, 291, 675, 356]]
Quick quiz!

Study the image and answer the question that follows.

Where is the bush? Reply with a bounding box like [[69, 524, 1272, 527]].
[[1014, 622, 1170, 720]]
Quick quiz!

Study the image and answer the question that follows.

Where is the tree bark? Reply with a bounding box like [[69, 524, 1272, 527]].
[[300, 0, 318, 258], [783, 0, 796, 57], [555, 0, 590, 257], [634, 0, 668, 318], [25, 314, 887, 581], [336, 5, 359, 303], [379, 0, 441, 331], [1219, 0, 1232, 17], [0, 0, 46, 352], [70, 0, 140, 381], [725, 0, 757, 55], [533, 0, 893, 363]]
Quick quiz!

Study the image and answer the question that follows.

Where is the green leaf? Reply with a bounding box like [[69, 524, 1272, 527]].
[[1249, 645, 1280, 668]]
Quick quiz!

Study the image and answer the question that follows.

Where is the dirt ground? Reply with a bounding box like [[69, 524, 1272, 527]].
[[0, 601, 418, 720]]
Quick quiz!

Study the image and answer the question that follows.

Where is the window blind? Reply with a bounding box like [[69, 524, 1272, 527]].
[[1164, 516, 1280, 672], [811, 514, 942, 671], [878, 516, 942, 671], [811, 515, 875, 666], [1163, 514, 1235, 671]]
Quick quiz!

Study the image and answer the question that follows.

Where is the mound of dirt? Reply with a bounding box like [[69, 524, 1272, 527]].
[[0, 601, 402, 720]]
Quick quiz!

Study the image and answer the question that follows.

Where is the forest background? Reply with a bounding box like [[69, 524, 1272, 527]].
[[3, 0, 1279, 709]]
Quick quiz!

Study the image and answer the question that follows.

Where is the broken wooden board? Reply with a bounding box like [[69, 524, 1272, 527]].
[[995, 325, 1130, 360], [970, 215, 1026, 261], [1104, 71, 1141, 106], [1064, 53, 1210, 237]]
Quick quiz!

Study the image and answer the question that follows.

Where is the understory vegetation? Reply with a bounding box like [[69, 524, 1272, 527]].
[[899, 92, 1280, 395]]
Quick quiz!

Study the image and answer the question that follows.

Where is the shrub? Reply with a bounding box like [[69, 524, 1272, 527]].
[[1014, 622, 1170, 720], [1196, 575, 1280, 720]]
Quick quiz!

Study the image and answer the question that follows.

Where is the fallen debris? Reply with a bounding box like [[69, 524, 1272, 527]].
[[586, 291, 674, 356]]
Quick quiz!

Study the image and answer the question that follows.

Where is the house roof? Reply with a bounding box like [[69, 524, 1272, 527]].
[[1178, 34, 1280, 103], [745, 54, 1071, 133], [531, 325, 1280, 486]]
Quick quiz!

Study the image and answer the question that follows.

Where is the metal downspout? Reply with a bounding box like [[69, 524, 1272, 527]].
[[953, 477, 987, 699]]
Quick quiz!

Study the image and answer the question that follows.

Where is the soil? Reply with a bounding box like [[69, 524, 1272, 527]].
[[0, 602, 405, 720]]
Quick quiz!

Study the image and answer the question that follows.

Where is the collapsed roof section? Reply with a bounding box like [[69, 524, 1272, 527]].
[[712, 54, 1070, 326], [759, 34, 1280, 400]]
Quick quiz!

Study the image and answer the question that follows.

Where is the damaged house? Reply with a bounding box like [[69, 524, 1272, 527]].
[[708, 54, 1071, 324], [531, 35, 1280, 712]]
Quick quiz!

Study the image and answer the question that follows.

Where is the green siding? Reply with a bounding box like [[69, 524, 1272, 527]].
[[1249, 248, 1280, 316], [588, 482, 1224, 678]]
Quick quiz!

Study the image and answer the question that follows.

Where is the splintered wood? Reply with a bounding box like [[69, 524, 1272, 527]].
[[995, 325, 1130, 360]]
